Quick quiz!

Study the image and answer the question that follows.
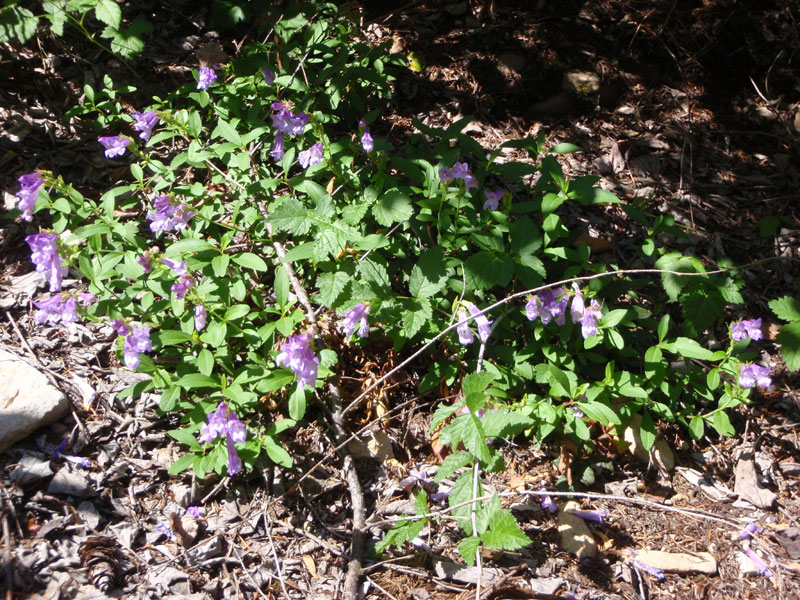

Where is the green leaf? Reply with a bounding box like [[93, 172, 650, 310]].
[[688, 415, 705, 440], [458, 536, 481, 566], [372, 189, 412, 226], [95, 0, 121, 28], [450, 470, 481, 536], [213, 118, 242, 145], [232, 252, 268, 271], [464, 251, 514, 290], [211, 254, 229, 277], [576, 401, 620, 426], [0, 6, 38, 44], [600, 309, 629, 328], [274, 265, 290, 308], [402, 297, 432, 338], [776, 322, 800, 371], [224, 304, 250, 321], [43, 1, 68, 36], [657, 314, 670, 342], [439, 415, 491, 465], [197, 349, 214, 376], [661, 337, 715, 360], [269, 197, 310, 235], [770, 296, 800, 322], [153, 329, 192, 346], [107, 21, 149, 58], [159, 385, 181, 412], [549, 142, 581, 154], [164, 239, 214, 255], [481, 507, 531, 551], [510, 216, 543, 256], [177, 373, 220, 390], [409, 247, 448, 298], [639, 410, 656, 451], [654, 252, 705, 302], [711, 409, 735, 437], [168, 453, 196, 476], [434, 451, 474, 482], [289, 385, 306, 420], [316, 271, 350, 307], [201, 321, 227, 347], [481, 409, 535, 438], [462, 371, 495, 396], [263, 436, 292, 467]]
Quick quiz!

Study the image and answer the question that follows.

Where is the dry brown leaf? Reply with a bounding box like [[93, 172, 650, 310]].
[[302, 554, 317, 576], [196, 42, 227, 67]]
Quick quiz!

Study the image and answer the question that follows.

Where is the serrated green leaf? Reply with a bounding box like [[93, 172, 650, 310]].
[[430, 403, 460, 430], [43, 1, 68, 36], [358, 258, 390, 297], [439, 414, 491, 464], [0, 6, 38, 44], [108, 21, 148, 58], [462, 371, 495, 397], [481, 507, 531, 551], [770, 296, 800, 323], [481, 409, 534, 438], [776, 321, 800, 371], [464, 251, 514, 290], [655, 251, 705, 302], [316, 271, 350, 307], [269, 197, 310, 235], [450, 470, 481, 536], [409, 247, 447, 298], [95, 0, 121, 28], [372, 189, 412, 226], [458, 536, 481, 566], [434, 451, 474, 482], [681, 288, 724, 335]]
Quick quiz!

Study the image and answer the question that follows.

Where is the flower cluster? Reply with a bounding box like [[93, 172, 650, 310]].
[[197, 66, 217, 91], [439, 161, 477, 190], [269, 101, 310, 162], [98, 135, 131, 158], [731, 318, 763, 342], [34, 292, 95, 325], [112, 320, 152, 369], [570, 284, 602, 338], [341, 303, 370, 338], [276, 332, 319, 389], [526, 287, 568, 325], [163, 258, 195, 299], [739, 363, 771, 389], [15, 172, 43, 221], [147, 195, 195, 234], [457, 304, 492, 346], [198, 402, 247, 475], [132, 110, 159, 141], [26, 233, 67, 292]]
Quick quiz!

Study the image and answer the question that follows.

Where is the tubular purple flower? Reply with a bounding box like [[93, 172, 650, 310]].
[[147, 196, 195, 233], [34, 295, 69, 324], [360, 128, 374, 152], [132, 110, 159, 141], [197, 66, 217, 90], [468, 304, 492, 343], [580, 299, 602, 338], [262, 68, 275, 84], [198, 402, 247, 476], [26, 232, 67, 292], [633, 560, 665, 580], [269, 132, 285, 161], [457, 309, 474, 345], [98, 136, 131, 158], [739, 364, 772, 389], [156, 523, 176, 540], [539, 489, 558, 514], [122, 325, 151, 370], [194, 305, 207, 332], [298, 142, 323, 169], [162, 258, 187, 276], [483, 189, 503, 210], [199, 403, 228, 443], [439, 167, 453, 183], [528, 288, 568, 325], [111, 319, 130, 336], [341, 303, 370, 338], [270, 104, 309, 136], [451, 161, 478, 190], [15, 172, 44, 221], [739, 522, 761, 540], [276, 332, 319, 389], [744, 547, 773, 577], [568, 508, 609, 525], [731, 318, 763, 342], [186, 506, 202, 518], [171, 274, 195, 299], [137, 250, 152, 273], [570, 283, 585, 323], [225, 431, 243, 475]]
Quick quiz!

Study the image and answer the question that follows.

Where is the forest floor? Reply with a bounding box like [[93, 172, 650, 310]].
[[1, 1, 799, 599]]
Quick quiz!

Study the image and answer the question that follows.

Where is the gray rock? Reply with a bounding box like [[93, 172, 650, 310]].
[[0, 350, 68, 454]]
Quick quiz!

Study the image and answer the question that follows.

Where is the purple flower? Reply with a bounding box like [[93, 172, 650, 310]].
[[121, 325, 151, 370], [568, 508, 609, 525], [62, 454, 91, 468], [198, 402, 247, 476], [270, 102, 309, 136], [456, 309, 474, 345], [34, 294, 78, 324], [26, 232, 67, 292], [359, 121, 374, 153], [633, 560, 665, 580], [137, 250, 152, 273], [744, 547, 773, 577], [570, 284, 600, 338], [298, 142, 323, 169], [731, 318, 763, 342], [570, 283, 585, 323], [341, 303, 370, 338], [738, 522, 761, 540], [185, 506, 202, 518], [147, 196, 195, 233], [162, 257, 187, 276], [197, 66, 217, 90], [451, 162, 478, 190], [526, 287, 568, 325], [194, 305, 207, 332], [171, 274, 195, 299], [15, 172, 44, 221], [739, 364, 772, 389], [269, 132, 285, 161], [132, 110, 159, 141], [98, 136, 131, 158], [262, 68, 275, 84], [111, 319, 130, 336], [540, 489, 558, 514], [399, 470, 428, 491], [483, 189, 503, 210], [275, 332, 319, 389], [439, 167, 454, 183], [468, 304, 492, 342], [156, 522, 176, 541]]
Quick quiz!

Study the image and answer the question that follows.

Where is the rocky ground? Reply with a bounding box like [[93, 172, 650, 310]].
[[1, 1, 799, 599]]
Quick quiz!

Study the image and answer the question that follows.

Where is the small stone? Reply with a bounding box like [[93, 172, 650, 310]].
[[622, 414, 675, 473], [563, 71, 601, 95], [0, 349, 68, 454], [557, 501, 597, 559], [734, 453, 777, 509]]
